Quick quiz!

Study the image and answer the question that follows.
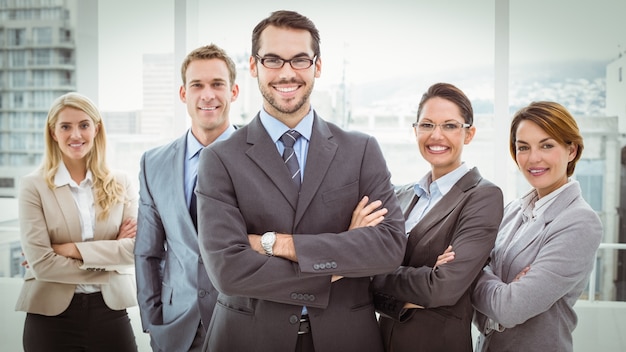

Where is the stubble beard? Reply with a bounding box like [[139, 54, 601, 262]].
[[259, 81, 313, 116]]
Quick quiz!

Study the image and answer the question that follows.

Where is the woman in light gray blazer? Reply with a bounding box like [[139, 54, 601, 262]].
[[472, 101, 603, 352]]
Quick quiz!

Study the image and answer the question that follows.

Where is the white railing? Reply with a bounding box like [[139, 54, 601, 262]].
[[587, 243, 626, 302]]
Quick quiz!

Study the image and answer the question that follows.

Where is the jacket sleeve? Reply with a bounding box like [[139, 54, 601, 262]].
[[134, 153, 167, 329], [471, 205, 602, 328], [76, 172, 138, 271], [19, 175, 109, 284], [293, 135, 407, 278], [372, 184, 503, 315]]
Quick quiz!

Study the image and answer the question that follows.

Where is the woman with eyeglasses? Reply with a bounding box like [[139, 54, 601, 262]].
[[16, 92, 138, 351], [471, 101, 602, 351], [365, 82, 504, 351]]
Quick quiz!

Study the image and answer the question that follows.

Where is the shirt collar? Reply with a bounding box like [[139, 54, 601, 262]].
[[259, 107, 314, 143], [186, 125, 237, 160], [414, 163, 470, 197], [521, 179, 574, 221], [54, 161, 93, 187]]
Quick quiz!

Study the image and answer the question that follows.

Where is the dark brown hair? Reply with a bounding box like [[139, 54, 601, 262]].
[[251, 10, 321, 58], [416, 82, 474, 125]]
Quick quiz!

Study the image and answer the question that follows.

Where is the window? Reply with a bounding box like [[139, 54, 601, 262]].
[[33, 27, 52, 45], [32, 131, 44, 150], [576, 159, 605, 212], [10, 51, 26, 67], [10, 153, 28, 166], [59, 49, 72, 64], [11, 71, 27, 88], [12, 93, 24, 109], [10, 112, 27, 129], [33, 49, 52, 65], [59, 28, 71, 43], [7, 28, 26, 46], [32, 70, 46, 85], [33, 112, 47, 130], [10, 133, 26, 150]]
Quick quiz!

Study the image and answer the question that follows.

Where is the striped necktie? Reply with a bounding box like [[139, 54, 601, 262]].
[[280, 130, 302, 189]]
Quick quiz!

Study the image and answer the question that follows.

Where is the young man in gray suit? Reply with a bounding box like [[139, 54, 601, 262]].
[[134, 44, 239, 352], [196, 11, 407, 352]]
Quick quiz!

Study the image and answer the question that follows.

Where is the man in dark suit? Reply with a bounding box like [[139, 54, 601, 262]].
[[196, 10, 407, 352], [134, 44, 239, 352]]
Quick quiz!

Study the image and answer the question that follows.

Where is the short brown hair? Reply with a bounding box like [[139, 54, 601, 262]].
[[180, 44, 237, 86], [509, 101, 584, 177], [251, 10, 321, 58]]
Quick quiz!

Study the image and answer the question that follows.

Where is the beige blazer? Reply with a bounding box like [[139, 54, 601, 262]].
[[16, 169, 138, 316]]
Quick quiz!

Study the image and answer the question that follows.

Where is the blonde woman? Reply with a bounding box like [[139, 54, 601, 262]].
[[17, 92, 138, 351]]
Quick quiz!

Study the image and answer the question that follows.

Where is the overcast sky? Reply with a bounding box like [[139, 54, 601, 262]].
[[98, 0, 625, 111]]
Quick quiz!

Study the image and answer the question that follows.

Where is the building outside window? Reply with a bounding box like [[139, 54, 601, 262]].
[[33, 27, 52, 45]]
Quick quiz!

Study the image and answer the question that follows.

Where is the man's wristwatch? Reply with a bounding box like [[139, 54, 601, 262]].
[[261, 231, 277, 256]]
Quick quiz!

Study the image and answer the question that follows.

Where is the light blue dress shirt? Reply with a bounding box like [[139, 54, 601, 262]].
[[404, 163, 471, 234], [259, 108, 314, 184], [184, 125, 237, 207]]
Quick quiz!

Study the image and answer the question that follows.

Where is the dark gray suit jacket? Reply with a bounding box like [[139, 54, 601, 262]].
[[372, 167, 503, 352], [196, 113, 407, 352], [135, 133, 217, 351]]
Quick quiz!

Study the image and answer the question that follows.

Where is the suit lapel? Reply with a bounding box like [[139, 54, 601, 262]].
[[395, 185, 419, 220], [170, 135, 194, 232], [499, 183, 581, 280], [295, 116, 337, 226], [245, 117, 300, 209], [52, 185, 82, 242], [404, 168, 483, 263]]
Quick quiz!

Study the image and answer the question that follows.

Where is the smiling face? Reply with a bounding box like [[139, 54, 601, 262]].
[[51, 107, 99, 165], [250, 25, 321, 127], [514, 119, 577, 198], [180, 58, 239, 143], [415, 97, 475, 180]]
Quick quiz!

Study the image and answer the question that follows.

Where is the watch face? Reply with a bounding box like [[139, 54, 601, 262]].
[[261, 232, 276, 255]]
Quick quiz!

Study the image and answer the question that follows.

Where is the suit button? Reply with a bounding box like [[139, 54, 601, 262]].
[[289, 315, 299, 324], [198, 289, 207, 297], [291, 293, 298, 300], [313, 264, 320, 270], [331, 262, 337, 269]]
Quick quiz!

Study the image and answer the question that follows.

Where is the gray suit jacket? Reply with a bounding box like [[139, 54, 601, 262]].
[[196, 113, 407, 352], [472, 181, 603, 352], [135, 133, 217, 351], [372, 167, 503, 352]]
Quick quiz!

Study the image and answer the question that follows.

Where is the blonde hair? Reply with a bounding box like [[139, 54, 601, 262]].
[[43, 92, 125, 220]]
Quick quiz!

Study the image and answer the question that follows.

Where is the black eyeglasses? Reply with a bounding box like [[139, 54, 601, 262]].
[[255, 55, 317, 70], [412, 121, 471, 133]]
